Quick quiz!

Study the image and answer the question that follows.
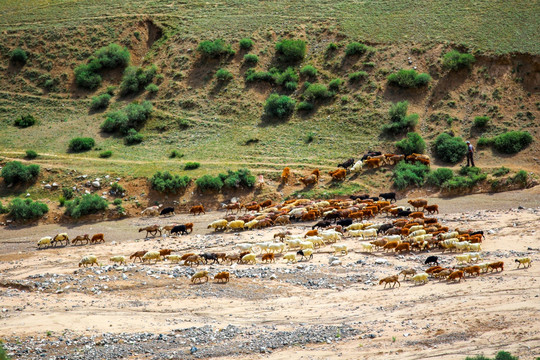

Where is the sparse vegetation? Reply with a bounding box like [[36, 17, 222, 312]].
[[184, 162, 201, 170], [492, 131, 533, 154], [197, 39, 234, 58], [264, 94, 295, 118], [382, 101, 419, 135], [99, 150, 112, 158], [25, 150, 38, 159], [275, 39, 306, 62], [443, 50, 476, 70], [215, 68, 233, 81], [442, 167, 487, 190], [239, 38, 254, 50], [68, 137, 95, 152], [328, 78, 343, 91], [14, 114, 36, 128], [393, 161, 429, 190], [65, 194, 108, 218], [145, 83, 159, 93], [297, 101, 314, 111], [119, 64, 157, 96], [465, 351, 519, 360], [477, 137, 493, 147], [395, 132, 426, 155], [90, 93, 112, 111], [345, 42, 368, 56], [493, 166, 510, 176], [243, 54, 259, 64], [433, 133, 467, 163], [10, 47, 28, 64], [124, 129, 143, 145], [62, 187, 74, 200], [101, 101, 153, 135], [387, 69, 431, 88], [349, 71, 368, 82], [169, 150, 184, 158], [303, 83, 333, 101], [9, 198, 48, 220], [1, 161, 40, 185], [149, 171, 190, 193], [300, 65, 317, 77], [512, 170, 528, 186], [110, 182, 125, 195]]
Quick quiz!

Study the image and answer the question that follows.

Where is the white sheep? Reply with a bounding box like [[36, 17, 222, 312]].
[[37, 236, 53, 248], [297, 248, 313, 261], [254, 242, 271, 253], [456, 253, 472, 265], [227, 220, 245, 230], [142, 251, 161, 264], [361, 242, 374, 252], [165, 254, 182, 263], [234, 243, 255, 252], [244, 219, 259, 230], [284, 238, 302, 249], [454, 241, 471, 252], [241, 253, 257, 264], [207, 219, 228, 231], [365, 223, 383, 230], [515, 257, 532, 268], [439, 231, 459, 240], [468, 243, 482, 252], [320, 229, 342, 243], [466, 252, 483, 262], [283, 252, 297, 264], [348, 229, 365, 238], [346, 223, 367, 231], [408, 225, 424, 233], [332, 244, 348, 256], [412, 273, 429, 285], [109, 255, 126, 265], [285, 234, 304, 241], [299, 241, 314, 250], [350, 160, 365, 173], [288, 207, 307, 217], [477, 262, 490, 273], [312, 201, 330, 208], [408, 229, 426, 238], [267, 242, 286, 253], [383, 235, 401, 242], [305, 236, 325, 248], [79, 255, 98, 267]]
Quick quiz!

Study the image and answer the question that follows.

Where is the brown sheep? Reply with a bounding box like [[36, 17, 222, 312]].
[[423, 204, 439, 214], [370, 238, 388, 250], [273, 231, 292, 241], [379, 275, 400, 289], [139, 225, 161, 237], [90, 233, 105, 244], [329, 168, 347, 181], [259, 199, 272, 208], [463, 265, 482, 277], [488, 261, 504, 272], [382, 241, 399, 252], [213, 252, 227, 264], [190, 205, 205, 215], [262, 253, 275, 263], [364, 158, 381, 169], [447, 270, 465, 282], [225, 253, 241, 264], [395, 243, 410, 253], [311, 169, 320, 181], [408, 199, 428, 211], [223, 203, 241, 215], [185, 255, 202, 267], [433, 269, 452, 280], [274, 215, 291, 225], [304, 229, 318, 238], [191, 271, 209, 284], [301, 211, 318, 222], [214, 271, 230, 283], [299, 174, 318, 186], [129, 250, 148, 263], [180, 253, 196, 261], [159, 249, 173, 257], [184, 223, 194, 234], [244, 203, 261, 212], [426, 266, 444, 274]]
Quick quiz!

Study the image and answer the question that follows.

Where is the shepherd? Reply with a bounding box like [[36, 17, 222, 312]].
[[466, 141, 475, 167]]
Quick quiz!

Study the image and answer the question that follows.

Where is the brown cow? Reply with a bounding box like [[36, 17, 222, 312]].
[[190, 205, 205, 215]]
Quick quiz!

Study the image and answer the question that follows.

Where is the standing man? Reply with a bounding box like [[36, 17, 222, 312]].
[[466, 141, 475, 167]]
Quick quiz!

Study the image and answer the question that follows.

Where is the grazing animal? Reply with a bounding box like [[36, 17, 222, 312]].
[[463, 265, 482, 277], [223, 203, 241, 214], [71, 234, 90, 245], [411, 273, 429, 285], [130, 250, 147, 262], [297, 249, 314, 261], [336, 218, 353, 228], [379, 275, 400, 289], [141, 204, 162, 216], [312, 221, 331, 229], [207, 219, 228, 231], [241, 253, 257, 264], [184, 255, 202, 267], [311, 169, 321, 181], [191, 271, 209, 284], [299, 174, 318, 186], [350, 160, 364, 173], [227, 220, 246, 231], [159, 249, 173, 257], [329, 168, 347, 181], [214, 271, 230, 283], [281, 167, 291, 184], [184, 223, 194, 233], [262, 253, 275, 263], [423, 204, 439, 214], [165, 255, 182, 263], [37, 236, 53, 248], [90, 233, 105, 244], [52, 233, 69, 246], [409, 211, 425, 219], [79, 255, 98, 267], [259, 199, 272, 208], [139, 225, 161, 237], [447, 270, 465, 282], [190, 205, 205, 215], [110, 256, 126, 265], [142, 251, 161, 264], [408, 199, 428, 211], [370, 238, 388, 250], [170, 225, 188, 235], [383, 241, 400, 252], [379, 192, 396, 203], [399, 269, 416, 279], [361, 151, 382, 161], [424, 256, 439, 266], [364, 158, 381, 169], [515, 258, 532, 268], [395, 243, 410, 253], [338, 158, 355, 169], [332, 244, 348, 256], [199, 253, 219, 264], [274, 215, 291, 225], [488, 261, 504, 272], [160, 207, 175, 216], [274, 230, 292, 241], [283, 252, 297, 264]]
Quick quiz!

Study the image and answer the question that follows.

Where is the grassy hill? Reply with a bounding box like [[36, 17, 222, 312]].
[[0, 0, 538, 192]]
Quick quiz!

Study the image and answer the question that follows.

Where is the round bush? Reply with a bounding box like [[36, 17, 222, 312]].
[[150, 171, 190, 193], [184, 162, 201, 170], [99, 150, 112, 158], [303, 83, 332, 101], [433, 133, 467, 163], [10, 48, 28, 64], [477, 137, 492, 147], [328, 78, 343, 91], [474, 116, 489, 127], [493, 131, 533, 154], [275, 39, 306, 62], [345, 42, 367, 56], [297, 101, 314, 111], [65, 194, 108, 218], [443, 50, 476, 70], [215, 68, 233, 81], [239, 38, 254, 50], [196, 174, 223, 192], [426, 168, 454, 187], [124, 129, 143, 145], [14, 114, 36, 128], [1, 161, 40, 184], [25, 150, 38, 159], [264, 94, 295, 118], [387, 69, 431, 88], [243, 54, 259, 64], [90, 93, 112, 111], [197, 39, 234, 58], [395, 132, 426, 156], [300, 65, 317, 77], [68, 137, 95, 152], [145, 83, 159, 93], [9, 198, 48, 220]]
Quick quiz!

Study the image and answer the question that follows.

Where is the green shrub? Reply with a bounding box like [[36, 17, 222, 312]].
[[345, 42, 368, 56], [300, 65, 317, 77], [264, 94, 295, 118], [219, 168, 256, 188], [297, 101, 314, 111], [9, 198, 48, 220], [442, 167, 486, 190], [90, 93, 112, 110], [443, 50, 476, 70], [493, 166, 510, 177], [184, 162, 200, 170], [62, 187, 74, 200], [304, 83, 333, 101], [349, 71, 368, 82], [215, 68, 233, 81], [10, 47, 28, 64], [25, 150, 38, 159], [74, 44, 130, 89], [149, 171, 191, 193], [196, 174, 223, 192], [326, 43, 338, 52], [101, 101, 153, 134], [14, 114, 36, 128], [512, 170, 528, 186], [426, 168, 454, 187], [65, 194, 108, 218], [306, 131, 315, 143], [197, 39, 234, 58], [393, 161, 429, 190], [477, 137, 493, 147], [99, 150, 112, 158], [1, 161, 40, 185], [474, 116, 489, 127], [382, 101, 419, 135], [328, 78, 343, 91], [239, 38, 254, 50], [433, 133, 467, 163], [273, 67, 298, 85], [387, 69, 431, 88], [245, 68, 274, 83], [74, 64, 102, 89], [113, 198, 122, 206], [110, 182, 125, 195], [145, 83, 159, 93], [101, 110, 128, 133], [275, 39, 306, 62], [119, 64, 157, 96], [284, 81, 297, 91], [492, 131, 533, 154], [124, 129, 143, 145], [68, 137, 95, 152], [169, 150, 184, 158], [59, 196, 66, 206], [395, 132, 426, 156], [465, 352, 520, 360], [243, 54, 259, 63], [0, 201, 9, 214]]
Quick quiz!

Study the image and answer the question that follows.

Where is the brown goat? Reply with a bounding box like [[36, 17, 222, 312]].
[[399, 268, 416, 279], [447, 270, 465, 282], [408, 199, 428, 211], [379, 275, 400, 289], [262, 253, 275, 263], [130, 250, 148, 263], [395, 243, 410, 253], [190, 205, 205, 215], [90, 233, 105, 244], [71, 234, 90, 245], [214, 271, 230, 283], [488, 261, 504, 272], [423, 204, 439, 214], [383, 241, 399, 252]]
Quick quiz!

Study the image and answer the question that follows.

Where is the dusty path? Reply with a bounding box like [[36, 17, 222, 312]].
[[1, 189, 539, 359]]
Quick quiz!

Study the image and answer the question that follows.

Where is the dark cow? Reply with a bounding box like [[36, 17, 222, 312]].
[[160, 207, 175, 216], [424, 256, 439, 266], [312, 221, 331, 229], [379, 192, 397, 203], [336, 218, 353, 228], [337, 158, 355, 169], [170, 225, 188, 236]]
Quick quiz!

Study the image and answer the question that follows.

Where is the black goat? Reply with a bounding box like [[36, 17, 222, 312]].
[[160, 207, 175, 216], [312, 221, 331, 229], [397, 210, 412, 217], [377, 223, 394, 235], [338, 158, 355, 169], [337, 218, 353, 228], [350, 194, 369, 201], [170, 225, 187, 235], [424, 256, 439, 266], [379, 192, 397, 203], [199, 253, 219, 265]]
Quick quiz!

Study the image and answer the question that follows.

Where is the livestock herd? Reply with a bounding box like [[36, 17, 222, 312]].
[[35, 191, 532, 287]]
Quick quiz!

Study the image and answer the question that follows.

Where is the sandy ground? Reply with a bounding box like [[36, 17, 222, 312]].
[[1, 187, 540, 359]]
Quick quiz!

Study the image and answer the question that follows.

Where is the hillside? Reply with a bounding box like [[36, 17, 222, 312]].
[[0, 0, 539, 206]]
